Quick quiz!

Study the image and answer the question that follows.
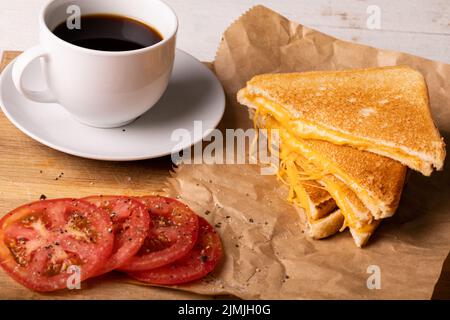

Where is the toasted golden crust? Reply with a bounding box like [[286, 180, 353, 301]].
[[314, 198, 337, 219], [302, 181, 332, 206], [242, 66, 446, 175], [318, 174, 373, 226], [349, 221, 381, 248], [308, 209, 344, 239], [248, 107, 407, 219], [302, 182, 336, 220], [276, 131, 375, 226], [300, 139, 407, 217]]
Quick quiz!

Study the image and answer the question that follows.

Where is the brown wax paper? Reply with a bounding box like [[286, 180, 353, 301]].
[[160, 6, 450, 299]]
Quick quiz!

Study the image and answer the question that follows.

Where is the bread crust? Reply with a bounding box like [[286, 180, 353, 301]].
[[308, 209, 344, 240], [241, 66, 446, 175], [256, 113, 407, 219]]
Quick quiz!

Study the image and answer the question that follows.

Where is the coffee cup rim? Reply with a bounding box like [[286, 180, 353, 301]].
[[39, 0, 178, 56]]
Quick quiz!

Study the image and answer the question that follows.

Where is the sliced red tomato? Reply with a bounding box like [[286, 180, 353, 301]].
[[118, 196, 199, 271], [128, 217, 222, 285], [0, 199, 113, 292], [83, 196, 149, 274]]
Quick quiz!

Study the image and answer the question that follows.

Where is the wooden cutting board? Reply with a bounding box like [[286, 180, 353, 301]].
[[1, 51, 449, 299], [0, 51, 214, 300], [0, 51, 173, 205]]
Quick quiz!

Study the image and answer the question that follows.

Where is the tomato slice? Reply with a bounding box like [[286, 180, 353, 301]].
[[118, 196, 199, 271], [128, 217, 222, 285], [0, 199, 113, 292], [83, 196, 149, 274]]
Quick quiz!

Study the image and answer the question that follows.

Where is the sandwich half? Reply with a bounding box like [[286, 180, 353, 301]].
[[238, 66, 446, 176], [260, 127, 343, 239], [264, 115, 380, 247], [288, 179, 344, 240], [247, 106, 408, 220]]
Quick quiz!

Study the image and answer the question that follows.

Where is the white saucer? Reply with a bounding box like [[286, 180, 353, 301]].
[[0, 49, 225, 161]]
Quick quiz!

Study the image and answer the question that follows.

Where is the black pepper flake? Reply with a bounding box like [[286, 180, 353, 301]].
[[249, 218, 254, 223], [55, 172, 64, 180], [39, 170, 43, 174], [235, 244, 239, 248], [200, 255, 208, 262], [204, 210, 210, 215], [225, 216, 230, 219], [122, 129, 126, 132], [285, 275, 290, 279], [214, 224, 221, 228], [39, 194, 47, 200]]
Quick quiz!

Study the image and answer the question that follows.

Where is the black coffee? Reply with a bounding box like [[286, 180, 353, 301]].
[[52, 14, 163, 51]]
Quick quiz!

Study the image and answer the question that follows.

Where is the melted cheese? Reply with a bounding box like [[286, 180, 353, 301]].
[[281, 154, 318, 220], [250, 95, 384, 215], [250, 95, 421, 169], [260, 111, 374, 233], [279, 138, 373, 232]]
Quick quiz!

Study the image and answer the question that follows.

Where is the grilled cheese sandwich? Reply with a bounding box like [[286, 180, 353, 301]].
[[263, 117, 373, 231], [238, 66, 446, 176], [245, 94, 407, 219], [262, 115, 380, 247], [236, 66, 441, 247]]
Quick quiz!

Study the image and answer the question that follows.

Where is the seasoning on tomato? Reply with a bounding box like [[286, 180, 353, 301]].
[[83, 196, 150, 275], [119, 196, 199, 271], [0, 199, 113, 292], [128, 217, 222, 285]]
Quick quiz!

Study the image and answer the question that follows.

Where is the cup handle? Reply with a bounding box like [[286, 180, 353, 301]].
[[12, 46, 57, 103]]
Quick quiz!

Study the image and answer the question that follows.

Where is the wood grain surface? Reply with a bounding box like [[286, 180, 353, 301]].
[[0, 51, 197, 299], [2, 0, 450, 63], [0, 52, 448, 299]]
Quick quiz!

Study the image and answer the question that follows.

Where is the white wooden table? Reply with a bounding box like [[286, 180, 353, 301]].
[[0, 0, 449, 300], [1, 0, 449, 64]]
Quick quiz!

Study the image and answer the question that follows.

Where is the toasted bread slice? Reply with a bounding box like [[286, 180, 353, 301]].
[[238, 66, 446, 176], [287, 179, 342, 239], [244, 102, 407, 219], [292, 138, 406, 220], [300, 181, 337, 220], [286, 159, 378, 247], [264, 116, 381, 247], [287, 160, 379, 247], [349, 221, 381, 248], [308, 209, 344, 240]]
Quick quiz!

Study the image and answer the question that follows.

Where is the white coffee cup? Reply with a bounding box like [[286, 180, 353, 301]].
[[12, 0, 178, 128]]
